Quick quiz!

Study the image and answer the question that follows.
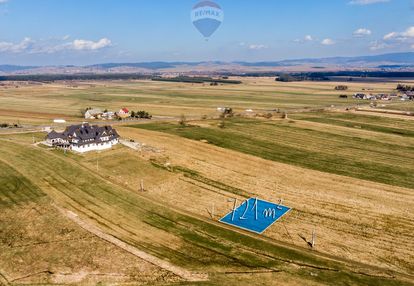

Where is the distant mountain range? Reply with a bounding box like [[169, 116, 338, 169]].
[[2, 52, 414, 75], [0, 65, 38, 72], [274, 52, 414, 65]]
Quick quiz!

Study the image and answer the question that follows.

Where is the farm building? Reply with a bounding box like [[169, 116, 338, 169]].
[[46, 123, 119, 153], [117, 108, 130, 119], [84, 108, 103, 119]]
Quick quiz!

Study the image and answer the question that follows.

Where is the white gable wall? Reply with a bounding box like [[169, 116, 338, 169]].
[[71, 139, 119, 153]]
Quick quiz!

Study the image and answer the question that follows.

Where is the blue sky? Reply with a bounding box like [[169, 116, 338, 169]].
[[0, 0, 413, 65]]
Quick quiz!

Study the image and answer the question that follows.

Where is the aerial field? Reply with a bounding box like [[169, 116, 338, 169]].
[[130, 115, 414, 188], [0, 78, 413, 285], [0, 77, 413, 125], [122, 114, 414, 274], [0, 132, 413, 285], [0, 157, 180, 285]]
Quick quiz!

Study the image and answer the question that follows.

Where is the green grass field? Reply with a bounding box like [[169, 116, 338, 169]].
[[381, 101, 414, 112], [291, 112, 414, 137], [0, 160, 46, 207], [130, 114, 414, 189]]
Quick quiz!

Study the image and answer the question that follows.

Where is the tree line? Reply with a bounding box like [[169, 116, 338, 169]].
[[396, 84, 414, 92]]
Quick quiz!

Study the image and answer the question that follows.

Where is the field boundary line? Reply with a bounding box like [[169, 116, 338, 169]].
[[52, 203, 208, 282]]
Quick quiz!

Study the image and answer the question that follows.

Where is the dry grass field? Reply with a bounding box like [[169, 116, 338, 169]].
[[1, 77, 413, 125], [122, 117, 414, 274], [0, 78, 413, 285], [0, 158, 180, 285]]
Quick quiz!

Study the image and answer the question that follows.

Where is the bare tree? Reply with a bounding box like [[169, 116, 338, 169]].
[[179, 114, 187, 126]]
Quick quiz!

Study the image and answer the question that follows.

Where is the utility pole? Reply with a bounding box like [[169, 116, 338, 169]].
[[140, 179, 144, 192], [277, 198, 283, 210], [311, 229, 316, 248]]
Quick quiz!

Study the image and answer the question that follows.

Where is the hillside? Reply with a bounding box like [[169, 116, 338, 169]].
[[2, 52, 414, 75]]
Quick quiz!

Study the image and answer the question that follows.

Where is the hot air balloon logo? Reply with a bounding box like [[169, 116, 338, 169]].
[[191, 1, 224, 40]]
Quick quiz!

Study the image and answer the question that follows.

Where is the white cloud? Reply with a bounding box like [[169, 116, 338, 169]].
[[349, 0, 390, 5], [0, 37, 112, 54], [402, 26, 414, 38], [248, 44, 268, 50], [383, 27, 414, 42], [383, 32, 398, 40], [353, 28, 372, 37], [321, 38, 335, 45], [304, 35, 313, 41], [370, 26, 414, 51], [370, 41, 388, 51], [0, 0, 8, 4], [71, 38, 111, 51], [0, 42, 15, 52], [0, 37, 34, 53], [62, 35, 71, 41], [293, 35, 314, 43]]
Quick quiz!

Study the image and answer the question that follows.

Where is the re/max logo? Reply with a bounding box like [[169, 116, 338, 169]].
[[194, 10, 221, 18]]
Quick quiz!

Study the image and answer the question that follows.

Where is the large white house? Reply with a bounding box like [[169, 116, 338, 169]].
[[46, 123, 119, 153]]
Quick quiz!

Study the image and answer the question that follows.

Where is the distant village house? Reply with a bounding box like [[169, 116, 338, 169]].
[[84, 108, 103, 120], [116, 108, 130, 119]]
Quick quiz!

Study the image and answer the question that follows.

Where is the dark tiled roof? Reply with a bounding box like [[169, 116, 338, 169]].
[[47, 124, 119, 146], [47, 130, 66, 140]]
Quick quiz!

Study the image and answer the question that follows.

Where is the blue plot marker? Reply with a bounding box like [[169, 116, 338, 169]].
[[220, 198, 291, 234]]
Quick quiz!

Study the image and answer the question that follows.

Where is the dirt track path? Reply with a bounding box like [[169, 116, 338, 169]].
[[353, 109, 414, 120], [53, 204, 208, 282]]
